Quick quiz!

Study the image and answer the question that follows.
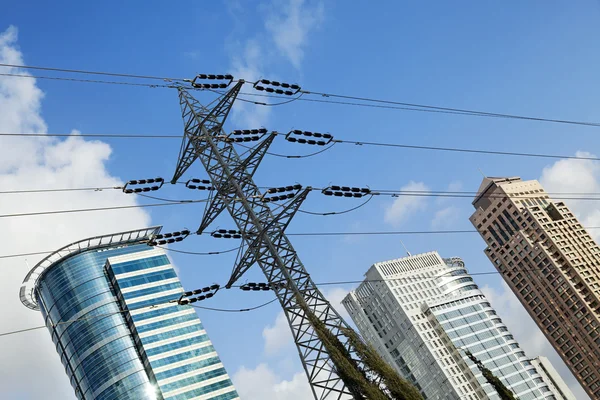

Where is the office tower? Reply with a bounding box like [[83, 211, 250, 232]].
[[530, 357, 577, 400], [342, 251, 564, 400], [19, 227, 239, 400], [470, 177, 600, 398]]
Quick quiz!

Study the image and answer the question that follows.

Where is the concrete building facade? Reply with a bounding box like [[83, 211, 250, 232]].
[[470, 177, 600, 398], [342, 252, 564, 400]]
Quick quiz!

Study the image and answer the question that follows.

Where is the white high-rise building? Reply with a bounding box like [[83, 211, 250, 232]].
[[342, 251, 569, 400], [530, 357, 577, 400]]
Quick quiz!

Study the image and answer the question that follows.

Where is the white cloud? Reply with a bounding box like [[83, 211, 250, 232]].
[[431, 205, 459, 229], [250, 286, 352, 397], [323, 286, 351, 322], [265, 0, 324, 69], [229, 40, 271, 127], [227, 0, 323, 127], [431, 181, 463, 227], [446, 181, 463, 193], [384, 181, 430, 226], [262, 287, 352, 357], [263, 311, 294, 356], [233, 363, 312, 399], [481, 283, 589, 400], [0, 27, 151, 399], [539, 152, 600, 241]]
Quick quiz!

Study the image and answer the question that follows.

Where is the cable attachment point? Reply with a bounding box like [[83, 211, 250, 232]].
[[148, 229, 191, 246], [177, 284, 220, 305], [123, 177, 165, 194], [185, 178, 214, 191], [321, 185, 371, 198], [223, 128, 268, 143], [240, 282, 287, 291], [186, 74, 234, 89], [261, 184, 303, 202], [285, 130, 333, 146], [211, 229, 243, 239], [253, 79, 300, 96]]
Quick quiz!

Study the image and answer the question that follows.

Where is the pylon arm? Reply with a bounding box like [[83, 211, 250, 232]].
[[171, 81, 244, 184], [225, 188, 310, 288]]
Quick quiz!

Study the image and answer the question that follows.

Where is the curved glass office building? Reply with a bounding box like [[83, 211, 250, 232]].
[[20, 227, 239, 400]]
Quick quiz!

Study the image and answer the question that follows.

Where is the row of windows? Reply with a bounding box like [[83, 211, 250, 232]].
[[118, 268, 177, 288], [164, 379, 235, 400], [131, 304, 181, 322], [110, 254, 170, 275], [161, 367, 227, 392], [155, 356, 221, 381], [122, 281, 182, 300], [137, 313, 200, 334], [146, 334, 210, 357], [141, 323, 203, 345], [149, 345, 216, 369], [127, 292, 182, 309]]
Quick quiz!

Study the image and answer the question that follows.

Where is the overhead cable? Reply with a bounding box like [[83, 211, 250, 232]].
[[0, 63, 186, 81], [0, 296, 277, 338], [0, 200, 205, 219], [2, 63, 600, 128], [5, 183, 600, 201], [2, 130, 598, 162]]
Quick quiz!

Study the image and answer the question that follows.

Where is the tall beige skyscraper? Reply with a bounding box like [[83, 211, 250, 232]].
[[470, 177, 600, 399]]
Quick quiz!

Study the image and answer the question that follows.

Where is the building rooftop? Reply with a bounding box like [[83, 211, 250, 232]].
[[19, 226, 161, 310], [472, 176, 521, 205]]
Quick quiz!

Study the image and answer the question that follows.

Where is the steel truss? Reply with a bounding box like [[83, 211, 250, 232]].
[[171, 82, 359, 399]]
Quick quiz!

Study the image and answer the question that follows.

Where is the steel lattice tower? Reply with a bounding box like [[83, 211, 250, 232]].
[[171, 81, 358, 399]]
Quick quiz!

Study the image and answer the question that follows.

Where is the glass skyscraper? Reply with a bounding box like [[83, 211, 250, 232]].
[[342, 251, 568, 400], [19, 227, 239, 400]]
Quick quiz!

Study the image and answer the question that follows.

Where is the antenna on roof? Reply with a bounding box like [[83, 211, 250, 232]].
[[477, 167, 487, 178], [399, 239, 412, 257]]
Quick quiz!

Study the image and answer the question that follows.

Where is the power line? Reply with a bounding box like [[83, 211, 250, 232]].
[[0, 186, 121, 194], [191, 297, 278, 312], [331, 138, 600, 161], [0, 258, 568, 339], [299, 89, 600, 128], [236, 141, 337, 159], [0, 296, 277, 339], [297, 194, 374, 216], [2, 64, 600, 128], [156, 246, 240, 256], [6, 183, 600, 202], [4, 225, 600, 261], [3, 130, 598, 163], [0, 200, 205, 219], [0, 63, 185, 82], [0, 132, 180, 138], [0, 72, 175, 89]]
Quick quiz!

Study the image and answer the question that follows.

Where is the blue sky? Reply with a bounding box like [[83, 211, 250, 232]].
[[1, 1, 600, 399]]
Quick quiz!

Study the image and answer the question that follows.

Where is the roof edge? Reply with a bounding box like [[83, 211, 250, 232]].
[[19, 226, 162, 310]]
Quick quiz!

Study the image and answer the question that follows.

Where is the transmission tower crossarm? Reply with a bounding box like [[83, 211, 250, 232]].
[[171, 81, 245, 184], [225, 188, 311, 288], [195, 133, 277, 234]]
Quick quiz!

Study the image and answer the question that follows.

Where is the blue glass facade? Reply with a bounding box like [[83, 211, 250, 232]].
[[344, 251, 563, 400], [24, 229, 238, 400]]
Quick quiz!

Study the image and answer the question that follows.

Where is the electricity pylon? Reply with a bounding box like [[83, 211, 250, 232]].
[[171, 81, 357, 399]]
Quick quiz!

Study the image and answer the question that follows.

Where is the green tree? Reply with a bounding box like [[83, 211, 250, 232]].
[[295, 294, 423, 399], [342, 327, 423, 400], [299, 297, 388, 399], [464, 350, 517, 400]]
